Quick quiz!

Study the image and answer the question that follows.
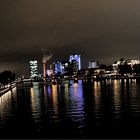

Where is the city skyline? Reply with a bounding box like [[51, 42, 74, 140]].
[[1, 0, 140, 76], [29, 55, 140, 80]]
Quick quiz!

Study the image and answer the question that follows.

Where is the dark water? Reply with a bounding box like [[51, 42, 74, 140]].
[[0, 79, 140, 138]]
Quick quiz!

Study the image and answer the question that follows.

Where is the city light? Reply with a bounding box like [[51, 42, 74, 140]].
[[69, 54, 81, 70], [30, 60, 39, 78]]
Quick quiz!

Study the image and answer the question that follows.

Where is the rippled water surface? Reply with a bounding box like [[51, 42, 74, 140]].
[[0, 79, 140, 138]]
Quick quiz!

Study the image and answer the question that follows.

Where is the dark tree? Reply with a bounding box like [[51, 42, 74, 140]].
[[0, 71, 16, 85], [99, 64, 107, 69], [106, 65, 113, 71], [118, 65, 132, 76], [133, 64, 140, 75]]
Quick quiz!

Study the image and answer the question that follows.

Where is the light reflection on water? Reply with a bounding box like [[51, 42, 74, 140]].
[[0, 80, 140, 138], [93, 81, 101, 121]]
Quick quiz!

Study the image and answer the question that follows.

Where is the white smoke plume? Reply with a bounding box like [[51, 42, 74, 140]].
[[42, 54, 53, 63]]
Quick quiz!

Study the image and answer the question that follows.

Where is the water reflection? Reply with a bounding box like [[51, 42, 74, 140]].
[[1, 80, 140, 138], [51, 85, 58, 115], [0, 87, 16, 126], [30, 88, 36, 114], [30, 82, 42, 125], [111, 80, 121, 122], [43, 83, 47, 105], [93, 81, 101, 120], [69, 81, 84, 115]]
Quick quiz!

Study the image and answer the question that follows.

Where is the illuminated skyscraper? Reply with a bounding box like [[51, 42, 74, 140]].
[[30, 60, 39, 78], [69, 60, 79, 74], [69, 54, 81, 70], [62, 61, 69, 74], [53, 61, 63, 74]]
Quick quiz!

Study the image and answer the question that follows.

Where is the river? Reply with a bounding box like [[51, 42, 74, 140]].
[[0, 79, 140, 138]]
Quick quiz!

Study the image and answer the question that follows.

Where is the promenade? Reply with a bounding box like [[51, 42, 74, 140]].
[[0, 84, 15, 97]]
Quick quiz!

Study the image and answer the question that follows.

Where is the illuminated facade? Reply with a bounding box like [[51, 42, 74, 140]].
[[69, 60, 79, 74], [53, 61, 63, 74], [47, 69, 53, 76], [62, 61, 69, 74], [112, 59, 140, 71], [89, 61, 98, 68], [47, 65, 54, 76], [127, 59, 140, 66], [69, 54, 81, 70], [30, 60, 39, 78]]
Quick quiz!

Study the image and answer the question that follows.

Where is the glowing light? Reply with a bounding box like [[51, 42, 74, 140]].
[[113, 80, 121, 115], [0, 87, 16, 116], [30, 87, 36, 112], [93, 81, 101, 118], [30, 60, 38, 78], [73, 83, 78, 87], [69, 54, 81, 70], [52, 85, 58, 114], [94, 81, 101, 96], [43, 63, 46, 81], [73, 83, 78, 97], [30, 83, 41, 119]]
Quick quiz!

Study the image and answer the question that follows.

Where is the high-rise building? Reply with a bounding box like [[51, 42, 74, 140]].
[[69, 60, 79, 74], [53, 61, 63, 74], [30, 60, 38, 78], [89, 61, 98, 68], [62, 61, 69, 74], [69, 54, 81, 70]]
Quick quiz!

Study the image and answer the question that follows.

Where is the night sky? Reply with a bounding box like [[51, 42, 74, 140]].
[[1, 0, 140, 77]]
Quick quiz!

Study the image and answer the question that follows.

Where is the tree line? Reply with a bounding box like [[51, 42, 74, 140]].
[[0, 71, 16, 86]]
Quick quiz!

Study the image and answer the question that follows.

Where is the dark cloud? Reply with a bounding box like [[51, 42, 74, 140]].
[[1, 0, 140, 77]]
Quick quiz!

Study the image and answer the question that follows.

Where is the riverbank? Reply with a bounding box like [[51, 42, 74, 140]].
[[0, 84, 16, 97]]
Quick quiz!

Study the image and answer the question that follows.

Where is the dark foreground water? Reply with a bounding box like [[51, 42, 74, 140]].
[[0, 79, 140, 138]]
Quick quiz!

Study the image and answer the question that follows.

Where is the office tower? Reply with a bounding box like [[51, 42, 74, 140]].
[[69, 54, 81, 70], [69, 60, 79, 74], [62, 61, 69, 74], [53, 61, 63, 74], [30, 60, 38, 78]]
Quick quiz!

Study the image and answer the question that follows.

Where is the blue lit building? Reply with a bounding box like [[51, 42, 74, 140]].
[[69, 54, 81, 70], [53, 61, 63, 74]]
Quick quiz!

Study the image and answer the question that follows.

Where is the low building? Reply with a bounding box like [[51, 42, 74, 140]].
[[88, 61, 99, 69]]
